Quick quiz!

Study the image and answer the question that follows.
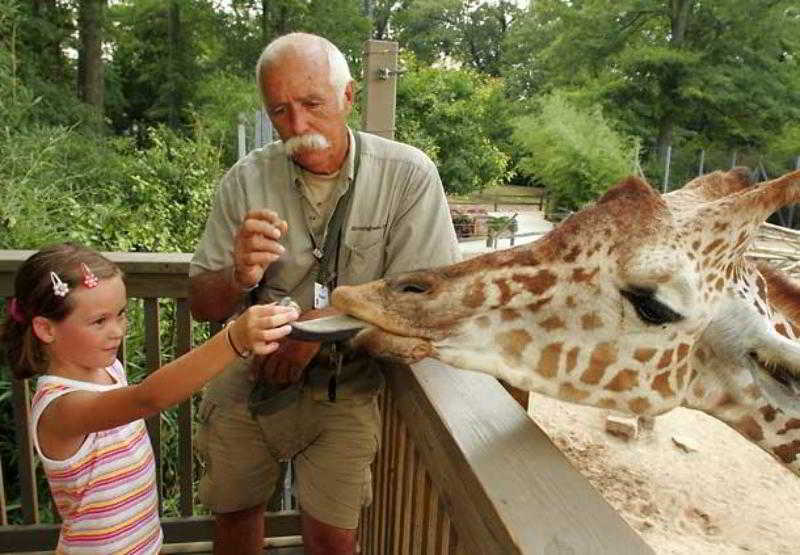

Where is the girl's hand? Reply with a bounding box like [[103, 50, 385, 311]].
[[230, 304, 298, 357]]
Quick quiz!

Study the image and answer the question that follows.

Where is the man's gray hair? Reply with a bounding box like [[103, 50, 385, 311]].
[[255, 33, 353, 109]]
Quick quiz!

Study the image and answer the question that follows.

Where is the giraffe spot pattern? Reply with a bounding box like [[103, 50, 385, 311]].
[[736, 416, 764, 442], [656, 348, 674, 369], [581, 312, 603, 330], [496, 329, 533, 365], [778, 419, 800, 435], [580, 342, 617, 385], [773, 440, 800, 464], [462, 280, 486, 309], [565, 346, 580, 374], [633, 348, 657, 363], [628, 397, 651, 414], [571, 267, 600, 283], [760, 405, 778, 423], [652, 371, 675, 399], [604, 369, 639, 392], [563, 245, 582, 263], [493, 278, 514, 306], [675, 363, 689, 391], [538, 315, 565, 331], [559, 383, 590, 402], [526, 297, 552, 312], [535, 342, 562, 379], [597, 398, 618, 409], [500, 308, 521, 322], [676, 343, 690, 362], [702, 238, 724, 256], [512, 270, 557, 296]]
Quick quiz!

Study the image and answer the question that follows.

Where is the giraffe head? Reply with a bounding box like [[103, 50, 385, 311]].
[[332, 168, 800, 471]]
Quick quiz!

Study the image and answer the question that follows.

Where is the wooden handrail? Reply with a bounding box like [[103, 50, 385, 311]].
[[0, 250, 302, 552], [1, 250, 651, 553], [361, 360, 653, 554]]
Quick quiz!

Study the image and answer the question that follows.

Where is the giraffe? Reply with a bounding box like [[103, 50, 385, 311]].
[[331, 167, 800, 475]]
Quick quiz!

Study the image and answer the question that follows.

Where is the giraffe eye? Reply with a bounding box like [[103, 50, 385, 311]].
[[400, 282, 429, 294], [620, 289, 684, 326]]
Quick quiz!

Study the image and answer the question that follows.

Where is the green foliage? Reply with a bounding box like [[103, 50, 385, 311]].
[[396, 56, 510, 195], [505, 0, 800, 167], [512, 91, 639, 210]]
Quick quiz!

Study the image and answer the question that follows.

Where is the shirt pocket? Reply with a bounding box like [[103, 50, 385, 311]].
[[340, 235, 385, 285]]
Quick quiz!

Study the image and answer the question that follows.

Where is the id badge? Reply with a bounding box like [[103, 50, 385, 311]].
[[314, 282, 330, 309]]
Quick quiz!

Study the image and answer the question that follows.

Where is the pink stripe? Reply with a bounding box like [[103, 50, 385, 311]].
[[63, 505, 159, 544], [50, 427, 149, 480], [72, 482, 156, 522]]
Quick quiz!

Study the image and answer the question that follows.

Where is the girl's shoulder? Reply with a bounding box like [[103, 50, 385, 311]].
[[32, 360, 126, 406]]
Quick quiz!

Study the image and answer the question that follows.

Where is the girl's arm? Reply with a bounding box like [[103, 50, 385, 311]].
[[38, 304, 297, 443]]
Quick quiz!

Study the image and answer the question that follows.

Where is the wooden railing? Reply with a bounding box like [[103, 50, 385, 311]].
[[0, 250, 653, 554]]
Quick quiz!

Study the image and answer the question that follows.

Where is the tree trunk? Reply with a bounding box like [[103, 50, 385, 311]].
[[77, 0, 106, 127], [261, 0, 269, 45], [167, 0, 181, 129], [655, 0, 694, 161]]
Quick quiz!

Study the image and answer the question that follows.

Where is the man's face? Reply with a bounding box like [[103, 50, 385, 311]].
[[262, 50, 353, 174]]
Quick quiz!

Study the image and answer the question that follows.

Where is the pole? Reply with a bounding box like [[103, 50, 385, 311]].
[[362, 40, 398, 139], [662, 145, 672, 193]]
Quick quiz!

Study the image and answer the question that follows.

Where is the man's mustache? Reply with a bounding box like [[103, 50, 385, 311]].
[[284, 133, 330, 155]]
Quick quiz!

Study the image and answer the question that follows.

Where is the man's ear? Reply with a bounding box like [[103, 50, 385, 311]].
[[343, 80, 354, 113], [32, 316, 56, 344]]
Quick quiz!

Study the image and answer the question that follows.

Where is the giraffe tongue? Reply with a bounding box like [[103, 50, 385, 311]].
[[288, 314, 368, 342]]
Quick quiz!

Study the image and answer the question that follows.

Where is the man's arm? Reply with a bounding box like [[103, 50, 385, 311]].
[[190, 209, 288, 323], [189, 268, 249, 323]]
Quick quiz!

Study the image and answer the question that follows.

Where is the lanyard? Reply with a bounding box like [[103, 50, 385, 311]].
[[309, 131, 362, 291]]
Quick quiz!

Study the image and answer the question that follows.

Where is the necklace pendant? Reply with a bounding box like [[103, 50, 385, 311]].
[[312, 247, 324, 260]]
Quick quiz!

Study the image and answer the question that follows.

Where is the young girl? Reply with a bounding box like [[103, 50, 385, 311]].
[[0, 242, 298, 554]]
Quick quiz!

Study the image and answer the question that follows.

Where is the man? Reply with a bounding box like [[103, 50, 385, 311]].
[[189, 32, 460, 555]]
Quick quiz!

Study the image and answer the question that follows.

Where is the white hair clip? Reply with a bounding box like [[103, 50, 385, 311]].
[[50, 271, 69, 297]]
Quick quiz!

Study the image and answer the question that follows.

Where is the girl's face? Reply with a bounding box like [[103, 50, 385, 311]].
[[44, 275, 128, 378]]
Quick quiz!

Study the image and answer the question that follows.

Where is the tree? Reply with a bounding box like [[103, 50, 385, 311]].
[[395, 56, 509, 195], [505, 0, 800, 165], [394, 0, 521, 76], [77, 0, 106, 127]]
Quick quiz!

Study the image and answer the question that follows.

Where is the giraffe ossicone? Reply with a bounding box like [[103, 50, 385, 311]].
[[332, 167, 800, 475]]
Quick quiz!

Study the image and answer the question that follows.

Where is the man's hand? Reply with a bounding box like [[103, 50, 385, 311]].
[[250, 306, 341, 385], [232, 210, 288, 290]]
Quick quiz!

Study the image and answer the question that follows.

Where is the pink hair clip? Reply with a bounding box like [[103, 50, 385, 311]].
[[8, 297, 25, 324], [50, 271, 69, 297], [81, 263, 99, 288]]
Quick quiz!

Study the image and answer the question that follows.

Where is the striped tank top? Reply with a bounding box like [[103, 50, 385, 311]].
[[31, 360, 163, 554]]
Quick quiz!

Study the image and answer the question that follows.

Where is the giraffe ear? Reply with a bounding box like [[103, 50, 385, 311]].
[[748, 333, 800, 416]]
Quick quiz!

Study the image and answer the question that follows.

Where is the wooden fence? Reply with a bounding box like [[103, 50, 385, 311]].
[[0, 250, 653, 554]]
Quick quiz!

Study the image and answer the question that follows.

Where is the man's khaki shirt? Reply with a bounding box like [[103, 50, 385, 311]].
[[191, 128, 461, 406]]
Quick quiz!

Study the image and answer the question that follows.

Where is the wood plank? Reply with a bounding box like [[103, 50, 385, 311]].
[[0, 512, 302, 553], [0, 452, 7, 525], [12, 380, 38, 524], [143, 298, 163, 515], [387, 359, 654, 555], [176, 299, 194, 517]]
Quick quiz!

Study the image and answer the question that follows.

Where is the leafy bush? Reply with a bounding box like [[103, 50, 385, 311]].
[[512, 91, 640, 210], [396, 56, 510, 195]]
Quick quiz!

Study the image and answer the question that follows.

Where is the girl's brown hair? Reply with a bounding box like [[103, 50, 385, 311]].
[[0, 243, 122, 379]]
